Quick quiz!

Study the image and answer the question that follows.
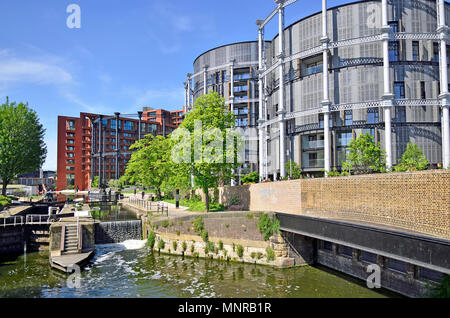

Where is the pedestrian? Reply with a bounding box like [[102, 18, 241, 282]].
[[134, 188, 136, 196], [142, 191, 145, 200], [75, 185, 79, 193]]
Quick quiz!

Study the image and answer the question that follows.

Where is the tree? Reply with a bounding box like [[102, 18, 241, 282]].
[[394, 142, 429, 172], [342, 132, 385, 175], [0, 99, 46, 195], [173, 92, 237, 212], [241, 172, 259, 184], [285, 160, 302, 179], [124, 134, 174, 200], [91, 176, 99, 189]]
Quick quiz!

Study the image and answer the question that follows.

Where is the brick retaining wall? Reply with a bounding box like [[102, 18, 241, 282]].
[[196, 170, 449, 239]]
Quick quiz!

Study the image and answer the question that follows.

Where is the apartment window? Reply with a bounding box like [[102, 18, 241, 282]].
[[66, 146, 75, 151], [111, 119, 121, 130], [66, 120, 75, 130], [67, 159, 75, 164], [67, 166, 75, 171], [389, 41, 400, 62], [124, 121, 133, 131], [67, 139, 75, 144], [304, 60, 323, 76], [367, 109, 379, 124], [123, 133, 133, 138], [394, 81, 405, 99], [66, 132, 75, 137], [433, 42, 439, 62], [344, 110, 353, 126], [388, 21, 399, 33], [421, 81, 426, 99], [67, 153, 74, 158], [412, 41, 419, 61]]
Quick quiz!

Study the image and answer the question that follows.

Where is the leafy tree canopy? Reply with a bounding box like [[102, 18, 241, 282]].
[[394, 142, 429, 172], [342, 132, 385, 175], [0, 99, 47, 195], [124, 134, 174, 199]]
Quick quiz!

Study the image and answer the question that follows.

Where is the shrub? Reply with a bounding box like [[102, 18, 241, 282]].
[[246, 213, 254, 219], [257, 214, 280, 241], [200, 229, 209, 242], [161, 220, 169, 228], [157, 239, 165, 251], [190, 243, 195, 254], [178, 221, 183, 226], [225, 223, 230, 228], [232, 243, 236, 252], [285, 160, 302, 179], [182, 241, 187, 252], [176, 230, 180, 236], [426, 274, 450, 298], [218, 240, 224, 250], [241, 172, 259, 184], [256, 252, 263, 260], [206, 241, 215, 254], [223, 249, 228, 258], [147, 231, 156, 250], [236, 245, 244, 258], [394, 142, 429, 172], [266, 247, 275, 262], [193, 217, 204, 233], [250, 252, 256, 259], [172, 241, 178, 251]]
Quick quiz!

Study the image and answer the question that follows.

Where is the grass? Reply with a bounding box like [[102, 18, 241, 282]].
[[163, 198, 225, 212]]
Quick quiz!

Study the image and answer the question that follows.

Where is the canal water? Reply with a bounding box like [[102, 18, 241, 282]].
[[0, 242, 395, 298]]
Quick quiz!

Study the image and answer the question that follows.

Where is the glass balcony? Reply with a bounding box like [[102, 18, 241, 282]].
[[302, 139, 324, 149], [304, 64, 323, 76], [302, 158, 324, 169]]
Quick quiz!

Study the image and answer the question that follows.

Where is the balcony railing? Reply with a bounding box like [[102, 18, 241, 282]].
[[302, 159, 324, 169], [302, 140, 324, 149]]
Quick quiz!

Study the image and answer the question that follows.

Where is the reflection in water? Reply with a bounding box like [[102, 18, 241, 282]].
[[90, 203, 138, 222], [0, 244, 393, 298]]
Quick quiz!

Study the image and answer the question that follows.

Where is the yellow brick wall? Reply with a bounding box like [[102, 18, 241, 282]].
[[205, 170, 449, 239]]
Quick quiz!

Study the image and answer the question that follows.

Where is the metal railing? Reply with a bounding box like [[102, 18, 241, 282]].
[[125, 197, 169, 216], [1, 216, 24, 227], [25, 214, 51, 225], [0, 214, 54, 227]]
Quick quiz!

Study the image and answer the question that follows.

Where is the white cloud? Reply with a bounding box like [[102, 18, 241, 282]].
[[0, 58, 72, 85], [0, 49, 73, 86]]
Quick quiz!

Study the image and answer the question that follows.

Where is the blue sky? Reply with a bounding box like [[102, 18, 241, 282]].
[[0, 0, 348, 170]]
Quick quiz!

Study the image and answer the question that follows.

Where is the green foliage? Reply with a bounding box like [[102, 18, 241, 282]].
[[193, 217, 204, 233], [285, 160, 302, 179], [172, 241, 178, 251], [236, 245, 244, 258], [342, 132, 385, 174], [266, 247, 275, 262], [91, 176, 99, 189], [161, 220, 169, 228], [256, 252, 263, 260], [0, 195, 12, 209], [124, 134, 175, 199], [190, 243, 195, 254], [426, 275, 450, 298], [157, 239, 165, 251], [246, 213, 254, 219], [147, 231, 156, 250], [174, 92, 238, 212], [241, 172, 259, 184], [176, 230, 180, 236], [107, 179, 122, 190], [182, 241, 187, 252], [200, 229, 209, 242], [218, 240, 224, 251], [229, 196, 241, 206], [394, 142, 429, 172], [205, 241, 215, 254], [0, 99, 47, 195], [250, 252, 256, 259], [257, 213, 281, 241]]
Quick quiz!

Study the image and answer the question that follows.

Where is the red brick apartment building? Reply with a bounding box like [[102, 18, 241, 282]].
[[57, 108, 184, 191]]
